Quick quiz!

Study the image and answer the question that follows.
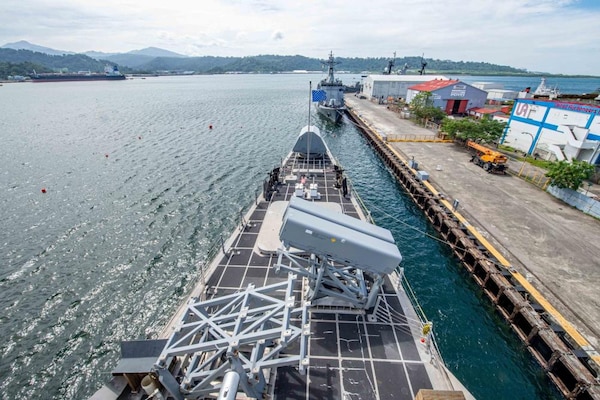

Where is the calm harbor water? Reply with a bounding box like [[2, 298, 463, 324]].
[[458, 75, 600, 94], [1, 74, 587, 399]]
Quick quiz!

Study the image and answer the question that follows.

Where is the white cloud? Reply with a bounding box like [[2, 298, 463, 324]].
[[0, 0, 598, 74]]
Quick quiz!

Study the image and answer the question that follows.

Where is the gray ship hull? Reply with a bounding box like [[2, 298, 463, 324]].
[[316, 103, 345, 123]]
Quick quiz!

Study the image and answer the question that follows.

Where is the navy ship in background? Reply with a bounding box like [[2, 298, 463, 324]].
[[313, 52, 346, 123], [30, 65, 126, 82]]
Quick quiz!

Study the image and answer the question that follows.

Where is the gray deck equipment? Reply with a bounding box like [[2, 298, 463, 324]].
[[276, 197, 402, 309]]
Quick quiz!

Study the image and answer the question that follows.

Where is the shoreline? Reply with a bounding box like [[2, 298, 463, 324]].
[[344, 93, 600, 398]]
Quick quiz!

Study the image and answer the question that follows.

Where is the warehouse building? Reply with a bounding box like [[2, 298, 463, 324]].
[[471, 81, 517, 102], [361, 74, 449, 101], [500, 98, 600, 163], [405, 79, 488, 115]]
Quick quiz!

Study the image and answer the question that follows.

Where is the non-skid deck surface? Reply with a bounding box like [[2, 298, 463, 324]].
[[203, 152, 432, 399]]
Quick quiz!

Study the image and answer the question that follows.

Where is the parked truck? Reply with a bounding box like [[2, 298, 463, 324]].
[[467, 140, 508, 174]]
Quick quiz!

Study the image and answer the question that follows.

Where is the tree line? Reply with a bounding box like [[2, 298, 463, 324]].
[[0, 49, 111, 77], [0, 48, 533, 79]]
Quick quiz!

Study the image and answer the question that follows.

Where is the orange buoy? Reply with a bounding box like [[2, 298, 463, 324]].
[[41, 188, 47, 194]]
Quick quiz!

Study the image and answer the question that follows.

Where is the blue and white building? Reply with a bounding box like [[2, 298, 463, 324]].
[[501, 99, 600, 164]]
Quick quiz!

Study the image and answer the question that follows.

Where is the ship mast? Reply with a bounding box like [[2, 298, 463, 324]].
[[307, 81, 311, 174], [324, 51, 338, 84]]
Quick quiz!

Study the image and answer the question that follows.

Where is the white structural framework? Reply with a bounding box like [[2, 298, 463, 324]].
[[152, 198, 402, 399], [153, 274, 309, 400]]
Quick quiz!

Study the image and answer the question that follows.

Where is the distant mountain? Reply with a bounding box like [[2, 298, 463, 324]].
[[127, 47, 186, 58], [0, 48, 111, 76], [1, 40, 73, 56], [99, 47, 187, 68], [83, 50, 119, 60], [86, 49, 186, 68], [0, 41, 189, 68], [0, 40, 540, 78], [138, 55, 239, 72], [101, 53, 156, 68]]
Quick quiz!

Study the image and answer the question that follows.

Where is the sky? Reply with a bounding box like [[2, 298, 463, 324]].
[[1, 0, 599, 75]]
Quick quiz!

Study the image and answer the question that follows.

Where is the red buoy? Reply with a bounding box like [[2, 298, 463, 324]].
[[209, 124, 213, 129], [41, 188, 47, 194], [105, 154, 109, 158], [138, 136, 142, 140]]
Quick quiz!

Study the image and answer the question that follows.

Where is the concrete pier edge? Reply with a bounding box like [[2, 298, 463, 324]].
[[344, 101, 600, 399]]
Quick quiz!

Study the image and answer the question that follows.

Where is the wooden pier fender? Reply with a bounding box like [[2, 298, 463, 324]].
[[495, 286, 525, 316]]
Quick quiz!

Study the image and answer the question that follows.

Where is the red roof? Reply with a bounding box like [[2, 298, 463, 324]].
[[408, 79, 460, 92], [470, 107, 503, 114]]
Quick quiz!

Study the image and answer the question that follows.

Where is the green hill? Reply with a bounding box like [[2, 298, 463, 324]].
[[0, 48, 115, 78], [0, 48, 536, 79]]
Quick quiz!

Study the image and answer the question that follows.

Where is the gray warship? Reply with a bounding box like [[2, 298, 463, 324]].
[[90, 107, 472, 399], [313, 52, 347, 123]]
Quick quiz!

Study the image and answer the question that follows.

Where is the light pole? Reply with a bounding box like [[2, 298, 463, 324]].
[[521, 132, 534, 156]]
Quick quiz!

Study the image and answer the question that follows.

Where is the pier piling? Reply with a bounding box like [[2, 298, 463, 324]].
[[345, 107, 600, 400]]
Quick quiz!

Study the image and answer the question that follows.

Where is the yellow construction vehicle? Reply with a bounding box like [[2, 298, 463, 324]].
[[466, 140, 508, 174]]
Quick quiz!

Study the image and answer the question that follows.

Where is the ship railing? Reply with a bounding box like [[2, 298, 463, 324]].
[[195, 234, 227, 296], [394, 268, 457, 390], [195, 183, 265, 299], [343, 175, 457, 390], [329, 155, 375, 224], [349, 180, 375, 223]]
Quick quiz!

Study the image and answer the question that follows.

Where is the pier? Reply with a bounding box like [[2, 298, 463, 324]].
[[344, 95, 600, 399]]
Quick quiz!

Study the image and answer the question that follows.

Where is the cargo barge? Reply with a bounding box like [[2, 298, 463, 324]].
[[30, 65, 126, 82]]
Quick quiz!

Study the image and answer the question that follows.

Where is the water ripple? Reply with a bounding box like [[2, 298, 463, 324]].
[[0, 75, 562, 400]]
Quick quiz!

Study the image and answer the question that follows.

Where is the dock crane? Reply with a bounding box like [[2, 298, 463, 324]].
[[383, 52, 396, 74], [419, 53, 427, 75], [467, 140, 508, 174]]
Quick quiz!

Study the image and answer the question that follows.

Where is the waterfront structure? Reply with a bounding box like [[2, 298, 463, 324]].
[[406, 79, 488, 115], [501, 98, 600, 163], [361, 74, 449, 101], [486, 89, 520, 102], [471, 82, 504, 91], [470, 81, 520, 102]]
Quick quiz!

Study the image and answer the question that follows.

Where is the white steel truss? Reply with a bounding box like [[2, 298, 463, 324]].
[[153, 273, 310, 400], [275, 249, 384, 310]]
